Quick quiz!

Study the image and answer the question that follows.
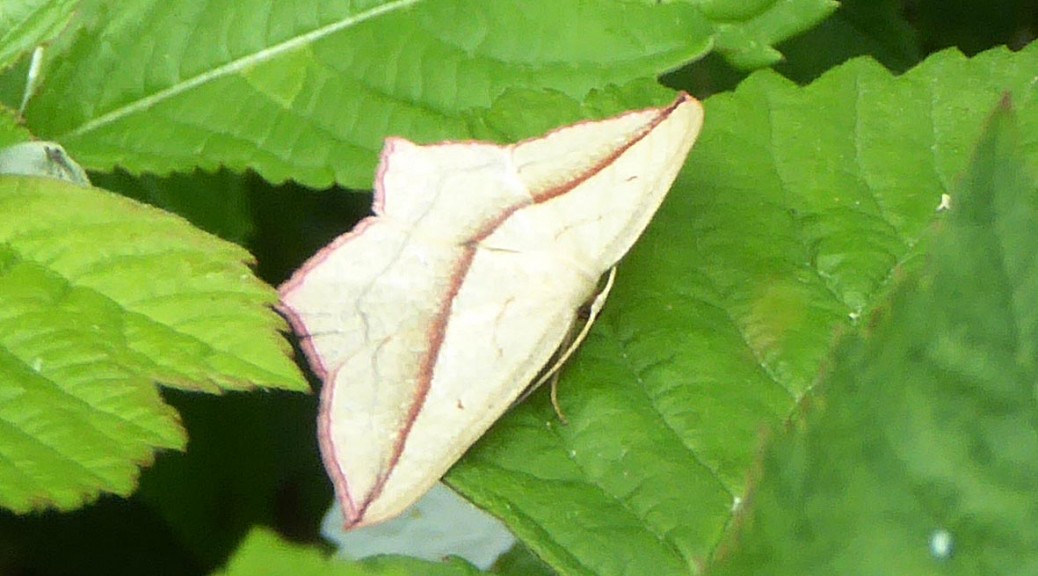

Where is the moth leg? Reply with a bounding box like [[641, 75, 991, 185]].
[[548, 370, 568, 424], [533, 266, 617, 422]]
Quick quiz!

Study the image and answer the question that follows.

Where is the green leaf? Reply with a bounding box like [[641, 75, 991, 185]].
[[712, 98, 1038, 574], [700, 0, 838, 69], [214, 527, 482, 576], [25, 0, 713, 189], [0, 107, 33, 148], [0, 0, 79, 114], [0, 176, 305, 513], [0, 0, 78, 68], [467, 81, 683, 143], [447, 43, 1038, 575], [214, 528, 374, 576], [493, 543, 555, 576]]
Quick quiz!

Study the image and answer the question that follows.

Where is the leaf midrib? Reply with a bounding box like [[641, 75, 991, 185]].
[[61, 0, 422, 140]]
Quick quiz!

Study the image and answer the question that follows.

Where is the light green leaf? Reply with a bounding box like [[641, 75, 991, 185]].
[[214, 528, 375, 576], [215, 527, 482, 576], [448, 43, 1038, 576], [26, 0, 713, 189], [0, 107, 33, 148], [0, 176, 305, 513], [712, 98, 1038, 574]]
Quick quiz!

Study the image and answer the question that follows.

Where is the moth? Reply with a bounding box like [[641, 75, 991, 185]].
[[280, 93, 704, 528]]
